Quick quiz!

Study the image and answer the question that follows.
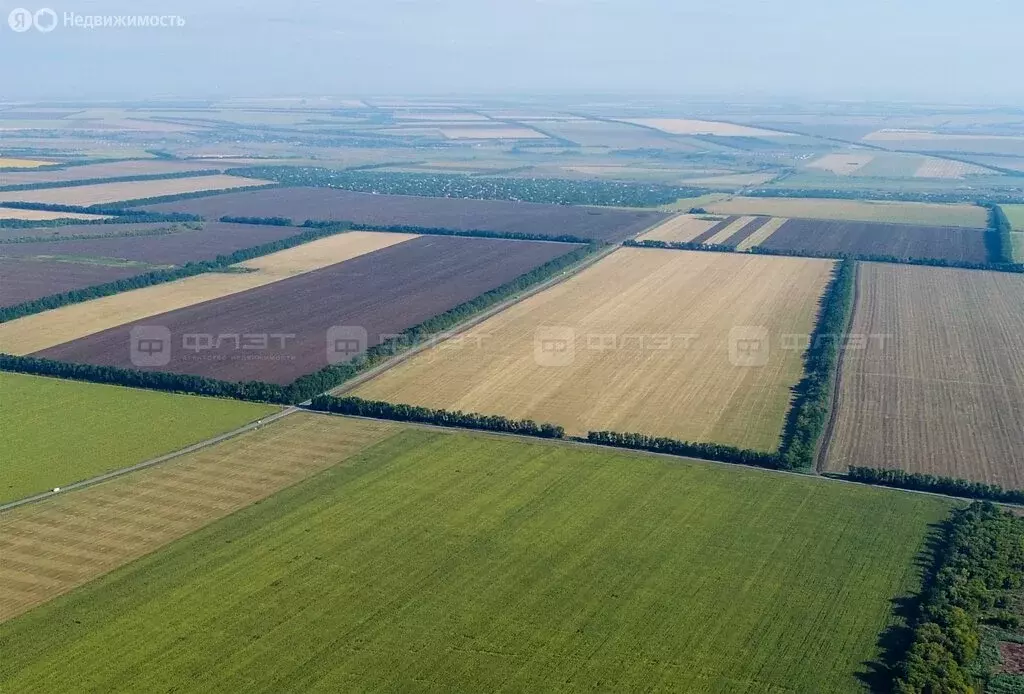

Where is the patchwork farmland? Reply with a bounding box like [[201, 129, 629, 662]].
[[353, 248, 834, 451], [0, 221, 187, 242], [0, 371, 276, 504], [675, 195, 988, 227], [0, 429, 950, 692], [143, 187, 668, 242], [756, 218, 991, 264], [823, 263, 1024, 488], [0, 174, 272, 206], [0, 159, 235, 188], [0, 413, 396, 620], [35, 236, 580, 384], [0, 222, 309, 266], [0, 231, 417, 355], [0, 207, 110, 222]]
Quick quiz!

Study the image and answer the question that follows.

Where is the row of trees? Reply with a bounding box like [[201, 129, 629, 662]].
[[893, 502, 1024, 693], [747, 187, 1024, 205], [0, 224, 353, 323], [309, 396, 566, 439], [220, 215, 294, 226], [984, 203, 1016, 265], [585, 431, 781, 469], [777, 259, 856, 469], [302, 220, 592, 245], [227, 166, 699, 208], [0, 223, 196, 245], [847, 467, 1024, 504], [624, 238, 1024, 274], [0, 170, 219, 194], [0, 201, 201, 228]]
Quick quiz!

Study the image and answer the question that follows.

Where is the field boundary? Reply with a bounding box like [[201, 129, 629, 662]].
[[0, 169, 221, 194], [815, 261, 861, 472]]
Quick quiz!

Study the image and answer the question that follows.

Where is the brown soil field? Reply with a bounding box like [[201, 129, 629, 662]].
[[720, 216, 772, 247], [0, 208, 111, 222], [142, 187, 668, 242], [0, 222, 178, 243], [807, 153, 876, 175], [695, 196, 988, 228], [690, 216, 741, 244], [0, 231, 417, 355], [824, 264, 1024, 488], [0, 413, 399, 622], [0, 160, 233, 188], [705, 216, 759, 245], [757, 218, 990, 264], [0, 175, 273, 207], [36, 236, 579, 385], [354, 248, 835, 451], [638, 214, 719, 242], [0, 223, 303, 266], [0, 259, 146, 308]]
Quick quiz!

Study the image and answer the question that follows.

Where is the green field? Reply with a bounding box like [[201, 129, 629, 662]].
[[0, 428, 950, 692], [1013, 232, 1024, 261], [0, 372, 278, 503], [1002, 204, 1024, 230]]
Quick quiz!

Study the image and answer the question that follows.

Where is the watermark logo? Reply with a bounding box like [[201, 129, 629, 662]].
[[534, 326, 575, 368], [8, 7, 55, 32], [6, 9, 185, 32], [130, 326, 172, 367], [327, 326, 368, 365], [729, 326, 770, 367]]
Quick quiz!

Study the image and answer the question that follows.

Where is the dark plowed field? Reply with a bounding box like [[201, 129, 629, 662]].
[[722, 216, 771, 247], [0, 222, 175, 243], [36, 236, 579, 384], [690, 216, 739, 244], [0, 259, 146, 307], [0, 223, 300, 266], [757, 218, 989, 264], [142, 187, 666, 242]]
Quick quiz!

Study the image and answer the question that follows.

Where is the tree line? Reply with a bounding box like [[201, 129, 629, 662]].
[[0, 224, 354, 323], [220, 215, 294, 226], [847, 467, 1024, 505], [893, 502, 1024, 693], [746, 188, 1024, 205], [0, 201, 200, 229], [303, 219, 593, 244], [0, 224, 194, 245], [776, 259, 856, 469], [585, 431, 780, 469], [983, 203, 1015, 265], [309, 395, 566, 439], [624, 238, 1024, 274], [226, 166, 701, 208]]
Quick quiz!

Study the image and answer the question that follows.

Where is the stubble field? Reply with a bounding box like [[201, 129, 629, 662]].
[[354, 248, 834, 451], [0, 372, 277, 505], [0, 207, 110, 221], [0, 175, 272, 206], [677, 196, 988, 227], [824, 263, 1024, 488]]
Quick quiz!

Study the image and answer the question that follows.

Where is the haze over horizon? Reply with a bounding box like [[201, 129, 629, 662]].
[[1, 0, 1020, 105]]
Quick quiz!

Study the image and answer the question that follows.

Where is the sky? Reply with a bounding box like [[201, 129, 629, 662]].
[[1, 0, 1020, 104]]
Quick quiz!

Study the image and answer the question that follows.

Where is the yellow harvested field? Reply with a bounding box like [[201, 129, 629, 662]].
[[0, 231, 418, 355], [621, 118, 790, 137], [807, 153, 876, 175], [354, 248, 835, 451], [695, 196, 987, 228], [638, 214, 721, 242], [0, 207, 111, 221], [735, 217, 789, 251], [0, 413, 399, 622], [706, 216, 758, 245], [913, 157, 994, 178], [439, 127, 546, 140], [0, 174, 273, 206], [0, 158, 52, 169]]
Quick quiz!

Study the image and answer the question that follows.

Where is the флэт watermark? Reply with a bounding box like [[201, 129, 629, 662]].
[[8, 8, 186, 33]]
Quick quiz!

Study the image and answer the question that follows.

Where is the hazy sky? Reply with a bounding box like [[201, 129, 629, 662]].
[[2, 0, 1020, 104]]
